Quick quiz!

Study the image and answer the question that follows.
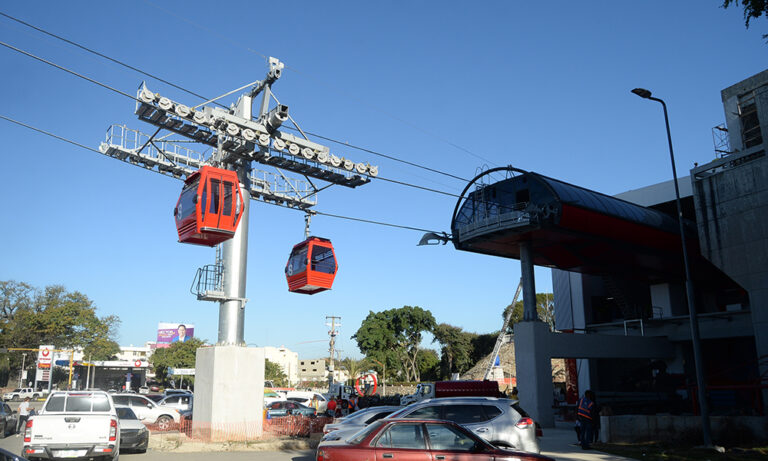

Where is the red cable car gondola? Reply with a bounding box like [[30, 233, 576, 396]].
[[285, 237, 338, 294], [173, 166, 244, 246]]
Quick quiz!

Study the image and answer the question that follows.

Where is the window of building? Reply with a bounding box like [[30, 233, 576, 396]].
[[739, 92, 763, 149]]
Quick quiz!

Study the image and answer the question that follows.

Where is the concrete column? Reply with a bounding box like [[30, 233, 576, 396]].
[[514, 321, 554, 427], [193, 346, 265, 440], [520, 241, 538, 321]]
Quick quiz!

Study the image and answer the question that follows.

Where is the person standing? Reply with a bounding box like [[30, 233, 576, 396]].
[[577, 390, 597, 449], [16, 397, 31, 435]]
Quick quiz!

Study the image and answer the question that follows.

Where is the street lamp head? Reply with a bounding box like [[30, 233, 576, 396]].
[[631, 88, 652, 99]]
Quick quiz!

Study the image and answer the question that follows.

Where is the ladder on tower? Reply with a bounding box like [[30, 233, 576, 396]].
[[483, 278, 523, 381]]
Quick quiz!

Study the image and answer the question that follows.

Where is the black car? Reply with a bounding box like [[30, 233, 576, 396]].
[[115, 406, 149, 453], [0, 403, 19, 438], [0, 447, 28, 461]]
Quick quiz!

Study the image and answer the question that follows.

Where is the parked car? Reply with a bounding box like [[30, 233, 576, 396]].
[[0, 446, 29, 461], [385, 397, 540, 453], [22, 390, 119, 461], [316, 419, 553, 461], [111, 394, 181, 430], [0, 402, 19, 438], [264, 390, 284, 406], [115, 406, 149, 453], [163, 389, 191, 397], [145, 394, 165, 403], [266, 401, 316, 418], [149, 385, 160, 392], [322, 406, 400, 439], [138, 387, 150, 395], [158, 394, 192, 412], [286, 391, 327, 412], [3, 388, 41, 402]]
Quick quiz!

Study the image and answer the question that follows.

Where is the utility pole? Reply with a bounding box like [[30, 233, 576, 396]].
[[19, 353, 26, 388], [326, 316, 341, 387]]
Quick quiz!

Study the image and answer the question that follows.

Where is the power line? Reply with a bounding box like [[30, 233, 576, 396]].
[[0, 40, 137, 102], [0, 11, 227, 108], [140, 0, 499, 169], [0, 114, 446, 236], [0, 12, 471, 184], [0, 39, 467, 201]]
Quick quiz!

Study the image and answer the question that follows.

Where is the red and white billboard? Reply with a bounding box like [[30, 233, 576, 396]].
[[37, 344, 54, 369]]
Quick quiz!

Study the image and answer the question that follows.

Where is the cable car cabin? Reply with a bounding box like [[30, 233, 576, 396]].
[[285, 237, 338, 294], [174, 166, 244, 246]]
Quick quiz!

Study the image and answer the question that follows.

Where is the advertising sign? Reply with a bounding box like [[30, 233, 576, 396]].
[[168, 368, 195, 376], [156, 322, 195, 348], [37, 344, 54, 369]]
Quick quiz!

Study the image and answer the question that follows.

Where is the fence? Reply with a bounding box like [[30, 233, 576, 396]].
[[144, 415, 333, 444]]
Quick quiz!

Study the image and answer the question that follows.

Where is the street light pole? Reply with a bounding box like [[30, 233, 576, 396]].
[[631, 88, 712, 447], [19, 353, 26, 388]]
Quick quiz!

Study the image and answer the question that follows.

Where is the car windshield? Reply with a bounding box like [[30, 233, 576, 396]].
[[387, 407, 409, 419], [348, 421, 385, 445], [116, 407, 138, 420], [11, 389, 21, 392]]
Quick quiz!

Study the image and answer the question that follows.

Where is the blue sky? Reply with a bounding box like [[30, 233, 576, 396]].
[[0, 1, 765, 359]]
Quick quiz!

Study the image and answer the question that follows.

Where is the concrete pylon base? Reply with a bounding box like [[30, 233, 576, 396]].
[[513, 321, 555, 428], [192, 345, 265, 441]]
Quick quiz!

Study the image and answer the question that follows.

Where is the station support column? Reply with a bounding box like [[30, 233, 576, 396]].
[[514, 241, 555, 427]]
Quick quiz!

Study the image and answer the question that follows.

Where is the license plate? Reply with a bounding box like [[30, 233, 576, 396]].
[[55, 450, 87, 458]]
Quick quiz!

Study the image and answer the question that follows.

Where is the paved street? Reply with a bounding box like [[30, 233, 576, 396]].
[[0, 423, 634, 461]]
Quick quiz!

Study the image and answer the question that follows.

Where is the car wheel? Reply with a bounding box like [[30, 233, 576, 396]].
[[136, 441, 148, 454], [11, 396, 19, 402], [156, 415, 173, 431]]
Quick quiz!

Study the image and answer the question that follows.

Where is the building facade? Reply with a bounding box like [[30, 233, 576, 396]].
[[264, 346, 299, 385]]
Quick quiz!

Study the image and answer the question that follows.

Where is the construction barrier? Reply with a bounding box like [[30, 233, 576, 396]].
[[144, 415, 333, 443]]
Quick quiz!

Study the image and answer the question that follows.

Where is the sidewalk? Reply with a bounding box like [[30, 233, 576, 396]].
[[539, 422, 634, 461]]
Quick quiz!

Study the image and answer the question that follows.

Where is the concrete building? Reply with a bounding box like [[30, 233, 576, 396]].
[[449, 69, 768, 427], [298, 358, 328, 382], [263, 346, 299, 385]]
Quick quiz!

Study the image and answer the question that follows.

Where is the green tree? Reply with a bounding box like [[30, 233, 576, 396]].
[[340, 357, 364, 384], [353, 306, 436, 382], [417, 349, 440, 381], [501, 293, 555, 332], [432, 323, 476, 378], [150, 338, 205, 385], [265, 359, 288, 387], [723, 1, 768, 33], [0, 281, 121, 385]]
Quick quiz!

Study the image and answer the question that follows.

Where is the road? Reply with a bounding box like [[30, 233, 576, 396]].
[[0, 400, 631, 461]]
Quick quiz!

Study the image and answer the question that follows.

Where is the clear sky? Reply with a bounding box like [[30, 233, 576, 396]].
[[0, 1, 765, 360]]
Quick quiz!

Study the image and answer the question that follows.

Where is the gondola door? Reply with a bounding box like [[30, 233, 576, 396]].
[[174, 166, 243, 246]]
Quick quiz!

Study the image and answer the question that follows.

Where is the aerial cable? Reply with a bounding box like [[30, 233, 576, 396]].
[[140, 0, 498, 169], [0, 14, 471, 184], [1, 40, 514, 214], [0, 40, 468, 200], [0, 10, 227, 108], [0, 114, 446, 236]]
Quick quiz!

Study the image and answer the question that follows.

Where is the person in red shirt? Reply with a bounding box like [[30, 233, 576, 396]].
[[326, 397, 337, 417]]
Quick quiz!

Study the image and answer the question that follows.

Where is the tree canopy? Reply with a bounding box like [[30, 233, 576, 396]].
[[150, 338, 206, 385], [0, 280, 121, 385], [502, 293, 555, 332], [265, 359, 288, 386], [352, 306, 436, 382]]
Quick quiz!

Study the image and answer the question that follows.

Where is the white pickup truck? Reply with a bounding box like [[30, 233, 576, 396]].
[[23, 391, 120, 461], [3, 388, 42, 402]]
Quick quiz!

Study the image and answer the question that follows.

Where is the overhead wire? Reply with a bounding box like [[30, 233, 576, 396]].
[[139, 0, 501, 170], [0, 11, 227, 108], [0, 10, 471, 184], [0, 38, 471, 201], [0, 113, 446, 235]]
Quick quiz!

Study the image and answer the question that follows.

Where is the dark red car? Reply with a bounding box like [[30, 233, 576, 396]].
[[317, 419, 554, 461]]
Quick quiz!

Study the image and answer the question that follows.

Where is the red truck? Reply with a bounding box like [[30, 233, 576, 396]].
[[400, 380, 501, 405]]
